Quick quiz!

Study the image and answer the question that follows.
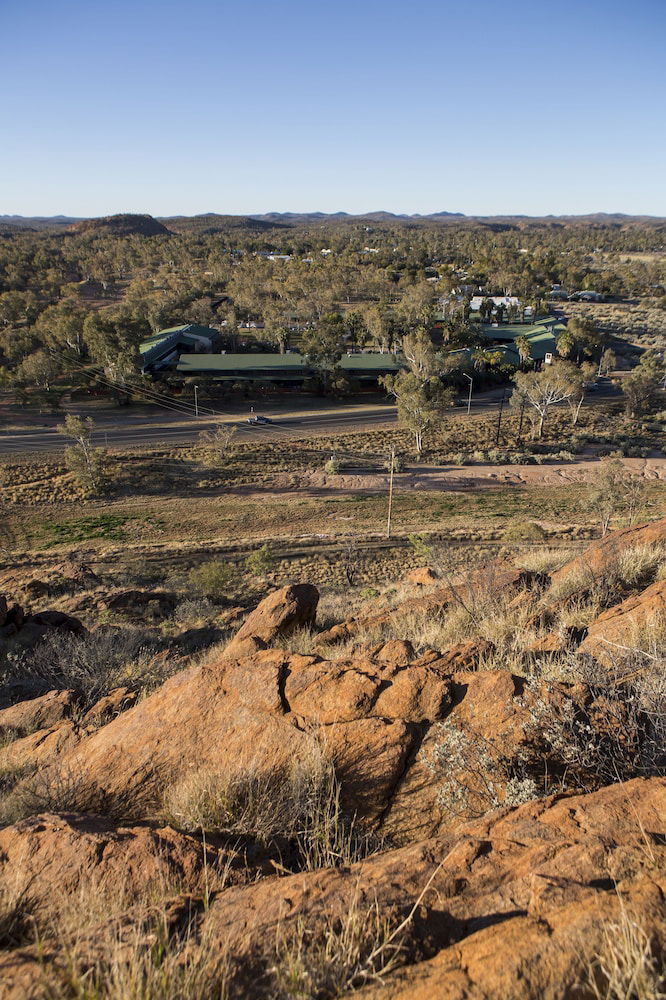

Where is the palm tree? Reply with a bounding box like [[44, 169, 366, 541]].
[[515, 335, 532, 369]]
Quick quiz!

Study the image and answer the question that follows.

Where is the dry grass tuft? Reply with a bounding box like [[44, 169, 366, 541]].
[[515, 546, 579, 575], [586, 904, 666, 1000], [163, 746, 375, 872], [273, 891, 409, 999], [42, 908, 233, 1000]]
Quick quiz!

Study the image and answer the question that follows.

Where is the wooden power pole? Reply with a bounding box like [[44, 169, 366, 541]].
[[495, 390, 506, 447], [386, 446, 395, 539]]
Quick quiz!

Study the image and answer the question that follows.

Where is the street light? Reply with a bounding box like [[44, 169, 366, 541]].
[[194, 384, 199, 418], [462, 373, 473, 415]]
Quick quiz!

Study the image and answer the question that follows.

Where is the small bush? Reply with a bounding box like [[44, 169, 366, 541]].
[[245, 543, 275, 577], [174, 597, 218, 622], [503, 521, 547, 542], [0, 628, 161, 709], [2, 763, 106, 825], [188, 560, 235, 597], [408, 533, 431, 559], [616, 543, 666, 590], [324, 457, 341, 474]]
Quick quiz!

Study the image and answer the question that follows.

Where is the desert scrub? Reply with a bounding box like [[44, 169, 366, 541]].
[[424, 678, 652, 819], [515, 546, 579, 575], [0, 627, 165, 710], [245, 543, 275, 577], [503, 521, 547, 542], [0, 868, 36, 948], [548, 542, 666, 607], [173, 597, 219, 623], [272, 889, 415, 1000], [0, 762, 111, 826], [163, 748, 374, 871], [0, 761, 39, 826], [41, 909, 233, 1000], [188, 559, 236, 598]]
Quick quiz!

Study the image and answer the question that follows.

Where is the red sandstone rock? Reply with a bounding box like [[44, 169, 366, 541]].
[[578, 578, 666, 664], [0, 690, 76, 736], [224, 583, 319, 656], [405, 567, 439, 586], [550, 516, 666, 590]]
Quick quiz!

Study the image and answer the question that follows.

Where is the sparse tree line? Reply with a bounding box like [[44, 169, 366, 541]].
[[0, 220, 663, 418]]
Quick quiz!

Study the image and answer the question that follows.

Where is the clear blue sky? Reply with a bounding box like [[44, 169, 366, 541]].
[[2, 0, 665, 217]]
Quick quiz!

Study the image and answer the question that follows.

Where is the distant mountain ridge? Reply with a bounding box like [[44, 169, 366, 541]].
[[1, 210, 664, 236]]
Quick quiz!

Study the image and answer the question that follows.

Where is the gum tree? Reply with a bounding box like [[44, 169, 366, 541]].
[[511, 364, 577, 438]]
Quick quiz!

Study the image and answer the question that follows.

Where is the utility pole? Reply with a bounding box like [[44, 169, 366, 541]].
[[386, 446, 395, 539], [194, 385, 199, 418], [495, 390, 506, 447], [516, 398, 525, 444], [462, 373, 473, 415]]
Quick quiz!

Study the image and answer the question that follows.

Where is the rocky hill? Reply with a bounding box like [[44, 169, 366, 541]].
[[0, 522, 665, 998], [67, 213, 171, 237]]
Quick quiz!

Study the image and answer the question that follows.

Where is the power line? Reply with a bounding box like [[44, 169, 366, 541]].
[[47, 350, 218, 419]]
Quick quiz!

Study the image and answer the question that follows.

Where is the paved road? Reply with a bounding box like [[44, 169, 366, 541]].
[[0, 385, 621, 456]]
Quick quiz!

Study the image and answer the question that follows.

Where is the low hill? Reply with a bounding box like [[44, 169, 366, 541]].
[[162, 213, 290, 234], [68, 213, 171, 237]]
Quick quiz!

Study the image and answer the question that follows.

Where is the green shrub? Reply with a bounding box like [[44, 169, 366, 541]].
[[503, 521, 547, 542], [408, 533, 431, 558], [188, 560, 235, 597], [245, 543, 275, 576]]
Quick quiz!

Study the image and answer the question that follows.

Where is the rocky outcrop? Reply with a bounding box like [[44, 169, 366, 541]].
[[0, 811, 257, 921], [29, 635, 637, 842], [223, 582, 319, 657], [0, 721, 81, 772], [68, 213, 171, 237], [0, 690, 75, 736], [4, 779, 663, 1000], [197, 778, 666, 1000], [96, 589, 178, 619], [550, 516, 666, 590], [0, 594, 86, 653], [578, 578, 666, 665], [316, 565, 536, 647]]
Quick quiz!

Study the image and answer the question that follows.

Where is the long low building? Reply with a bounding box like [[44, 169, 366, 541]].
[[140, 325, 221, 373], [481, 318, 565, 364], [175, 352, 403, 384]]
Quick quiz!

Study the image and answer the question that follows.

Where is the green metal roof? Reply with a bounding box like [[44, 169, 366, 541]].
[[177, 353, 306, 372], [139, 325, 218, 355], [176, 352, 403, 375], [480, 320, 563, 363]]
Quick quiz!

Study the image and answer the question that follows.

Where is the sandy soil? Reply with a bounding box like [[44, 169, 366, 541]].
[[284, 456, 666, 495]]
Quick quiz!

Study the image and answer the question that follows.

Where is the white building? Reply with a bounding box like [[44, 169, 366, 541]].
[[469, 295, 521, 312]]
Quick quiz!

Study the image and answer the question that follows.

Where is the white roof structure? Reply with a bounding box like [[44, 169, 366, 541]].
[[469, 295, 521, 311]]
